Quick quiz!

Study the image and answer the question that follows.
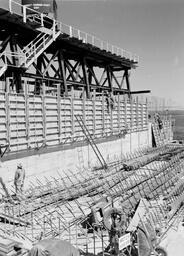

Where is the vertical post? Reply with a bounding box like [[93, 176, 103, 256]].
[[130, 98, 133, 152], [69, 26, 72, 37], [136, 97, 138, 132], [82, 58, 91, 99], [102, 91, 105, 136], [136, 97, 140, 148], [71, 86, 74, 136], [42, 81, 46, 145], [141, 101, 144, 130], [41, 13, 44, 27], [53, 19, 56, 39], [83, 88, 86, 130], [118, 93, 120, 132], [124, 95, 127, 131], [25, 79, 30, 148], [59, 51, 68, 97], [9, 0, 12, 13], [106, 66, 113, 93], [5, 78, 10, 148], [57, 83, 61, 143], [93, 228, 96, 255], [93, 89, 96, 136], [125, 69, 131, 98], [23, 6, 27, 23]]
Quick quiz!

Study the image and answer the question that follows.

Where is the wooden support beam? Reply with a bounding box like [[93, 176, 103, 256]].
[[65, 59, 76, 82], [57, 83, 61, 142], [5, 78, 10, 147], [111, 71, 121, 89], [130, 90, 151, 94], [106, 65, 113, 93], [71, 86, 74, 136], [125, 96, 127, 130], [42, 53, 58, 76], [92, 89, 96, 135], [136, 97, 138, 132], [87, 65, 100, 86], [102, 91, 105, 135], [120, 71, 125, 89], [25, 79, 30, 148], [66, 61, 80, 81], [42, 81, 46, 145], [82, 58, 91, 99], [118, 93, 120, 132], [125, 69, 131, 97], [59, 51, 68, 97], [43, 50, 59, 76]]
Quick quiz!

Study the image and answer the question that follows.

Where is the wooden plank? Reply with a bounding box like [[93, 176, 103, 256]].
[[42, 82, 46, 145], [92, 89, 96, 135], [57, 83, 62, 142], [71, 86, 74, 135], [25, 80, 30, 148], [117, 94, 120, 132], [5, 80, 10, 148], [102, 92, 105, 135]]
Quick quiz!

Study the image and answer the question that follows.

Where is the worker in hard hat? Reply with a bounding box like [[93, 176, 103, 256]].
[[14, 163, 25, 196]]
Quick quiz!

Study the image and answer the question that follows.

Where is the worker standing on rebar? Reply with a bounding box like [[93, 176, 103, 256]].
[[14, 163, 25, 196]]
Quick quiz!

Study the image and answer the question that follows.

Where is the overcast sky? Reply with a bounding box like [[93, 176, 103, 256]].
[[1, 0, 184, 106], [56, 0, 184, 106]]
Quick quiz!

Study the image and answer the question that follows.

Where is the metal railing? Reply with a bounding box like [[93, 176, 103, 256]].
[[0, 51, 26, 67], [8, 0, 139, 63]]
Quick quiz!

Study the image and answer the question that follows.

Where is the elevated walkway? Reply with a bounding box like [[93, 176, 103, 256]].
[[0, 0, 138, 70]]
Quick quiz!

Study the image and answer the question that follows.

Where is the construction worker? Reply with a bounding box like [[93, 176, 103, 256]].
[[14, 163, 25, 196]]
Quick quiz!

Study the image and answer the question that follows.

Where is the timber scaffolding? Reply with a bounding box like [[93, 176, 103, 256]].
[[0, 0, 148, 97], [1, 143, 184, 255], [0, 0, 153, 159]]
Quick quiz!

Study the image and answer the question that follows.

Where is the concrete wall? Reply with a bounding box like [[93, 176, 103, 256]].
[[0, 126, 152, 191]]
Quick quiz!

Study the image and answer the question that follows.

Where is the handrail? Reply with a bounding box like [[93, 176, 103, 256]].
[[0, 51, 26, 67], [8, 0, 139, 63]]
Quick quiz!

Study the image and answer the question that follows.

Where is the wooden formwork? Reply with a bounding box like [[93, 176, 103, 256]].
[[0, 92, 148, 153]]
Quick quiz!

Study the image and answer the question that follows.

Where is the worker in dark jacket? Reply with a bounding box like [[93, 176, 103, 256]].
[[14, 163, 25, 195]]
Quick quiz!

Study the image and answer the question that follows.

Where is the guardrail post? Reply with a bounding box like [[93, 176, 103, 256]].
[[53, 19, 56, 39], [9, 0, 12, 13], [78, 30, 80, 40], [23, 5, 27, 23], [69, 26, 72, 37], [41, 13, 44, 27]]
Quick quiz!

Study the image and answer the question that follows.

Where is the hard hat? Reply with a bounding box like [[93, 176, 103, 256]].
[[17, 163, 22, 168]]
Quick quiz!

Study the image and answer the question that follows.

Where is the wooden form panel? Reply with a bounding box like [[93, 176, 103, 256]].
[[0, 93, 148, 153]]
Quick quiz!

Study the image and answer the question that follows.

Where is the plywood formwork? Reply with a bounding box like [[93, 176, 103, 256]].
[[0, 91, 150, 156]]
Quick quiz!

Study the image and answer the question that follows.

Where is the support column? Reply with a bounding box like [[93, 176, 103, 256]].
[[118, 93, 120, 132], [25, 79, 30, 148], [42, 81, 46, 145], [57, 83, 62, 143], [59, 51, 68, 97], [5, 78, 10, 148], [82, 58, 91, 99], [71, 86, 74, 136], [125, 69, 131, 98], [92, 89, 96, 136]]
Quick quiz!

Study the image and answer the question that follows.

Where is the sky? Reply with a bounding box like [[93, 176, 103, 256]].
[[1, 0, 184, 106], [55, 0, 184, 107]]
